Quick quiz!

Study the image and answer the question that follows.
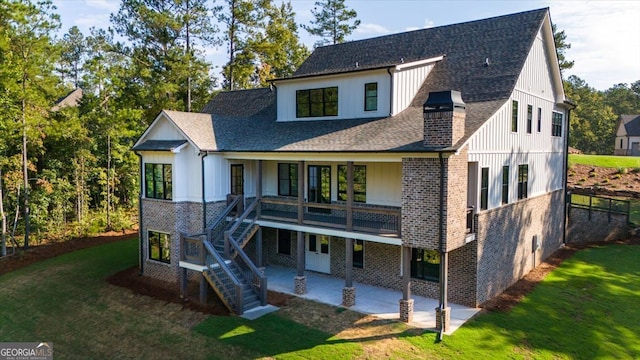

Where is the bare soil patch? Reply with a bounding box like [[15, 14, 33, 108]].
[[568, 164, 640, 197]]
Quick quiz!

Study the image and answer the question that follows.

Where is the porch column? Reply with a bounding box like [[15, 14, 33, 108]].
[[342, 238, 355, 307], [294, 161, 306, 294], [343, 162, 356, 306], [256, 160, 262, 218], [295, 231, 306, 294], [399, 246, 413, 322]]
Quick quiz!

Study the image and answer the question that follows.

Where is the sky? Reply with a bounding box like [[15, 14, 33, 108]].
[[50, 0, 640, 91]]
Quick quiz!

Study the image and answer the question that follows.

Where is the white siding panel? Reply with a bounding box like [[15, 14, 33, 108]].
[[393, 63, 434, 114], [515, 30, 555, 101], [174, 146, 202, 202], [206, 155, 230, 201], [276, 70, 390, 121], [146, 117, 185, 140]]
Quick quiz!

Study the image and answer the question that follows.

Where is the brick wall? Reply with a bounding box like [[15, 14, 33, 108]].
[[262, 227, 298, 269], [400, 148, 468, 251], [141, 199, 226, 282], [475, 190, 564, 305], [424, 110, 465, 147], [567, 207, 629, 243]]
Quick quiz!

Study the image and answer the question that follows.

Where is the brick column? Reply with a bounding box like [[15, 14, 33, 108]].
[[294, 275, 307, 295], [399, 299, 414, 323], [342, 286, 356, 307], [435, 306, 451, 332]]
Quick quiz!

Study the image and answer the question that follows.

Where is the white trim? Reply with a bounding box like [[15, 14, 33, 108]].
[[179, 261, 207, 272], [256, 219, 402, 246], [222, 151, 443, 162], [171, 142, 189, 153], [394, 55, 444, 71]]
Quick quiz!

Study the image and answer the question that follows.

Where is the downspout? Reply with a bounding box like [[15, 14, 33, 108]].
[[387, 68, 394, 116], [562, 105, 573, 245], [437, 151, 447, 342], [135, 152, 144, 276], [201, 152, 208, 233]]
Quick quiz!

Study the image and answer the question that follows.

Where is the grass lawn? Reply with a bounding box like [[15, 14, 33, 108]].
[[569, 154, 640, 168], [1, 240, 639, 359]]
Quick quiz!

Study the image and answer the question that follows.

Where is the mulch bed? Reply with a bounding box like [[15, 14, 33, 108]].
[[0, 230, 138, 276]]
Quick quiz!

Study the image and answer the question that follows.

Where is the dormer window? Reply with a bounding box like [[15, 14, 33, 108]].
[[364, 83, 377, 111], [296, 87, 338, 117]]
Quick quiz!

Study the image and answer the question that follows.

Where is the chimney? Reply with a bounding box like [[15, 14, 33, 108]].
[[423, 90, 466, 147]]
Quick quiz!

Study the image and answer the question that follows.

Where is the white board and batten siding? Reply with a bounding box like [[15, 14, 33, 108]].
[[144, 116, 184, 141], [467, 27, 567, 211], [276, 70, 390, 121], [261, 160, 402, 207], [204, 156, 258, 202], [141, 145, 203, 203], [392, 62, 435, 115]]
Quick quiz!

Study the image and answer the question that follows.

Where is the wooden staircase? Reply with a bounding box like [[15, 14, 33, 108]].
[[181, 195, 266, 315]]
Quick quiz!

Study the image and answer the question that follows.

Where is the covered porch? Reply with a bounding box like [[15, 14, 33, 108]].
[[263, 265, 480, 334]]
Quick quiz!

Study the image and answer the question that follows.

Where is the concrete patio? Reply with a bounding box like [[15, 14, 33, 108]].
[[263, 265, 480, 334]]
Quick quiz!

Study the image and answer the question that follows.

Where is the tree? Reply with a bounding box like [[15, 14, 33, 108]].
[[603, 82, 640, 116], [552, 24, 574, 74], [0, 0, 61, 248], [302, 0, 360, 47], [251, 1, 309, 85], [111, 0, 216, 117], [564, 76, 617, 154], [216, 0, 269, 90], [57, 26, 86, 88]]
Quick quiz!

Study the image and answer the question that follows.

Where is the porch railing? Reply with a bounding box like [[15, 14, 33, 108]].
[[258, 197, 401, 236]]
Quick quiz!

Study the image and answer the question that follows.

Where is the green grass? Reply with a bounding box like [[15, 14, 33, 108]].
[[2, 240, 640, 359], [569, 154, 640, 168]]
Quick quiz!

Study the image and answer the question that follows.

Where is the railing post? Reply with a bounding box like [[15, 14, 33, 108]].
[[588, 195, 592, 220], [608, 198, 612, 223], [199, 238, 205, 265], [224, 231, 231, 258], [260, 277, 267, 306], [236, 283, 243, 315]]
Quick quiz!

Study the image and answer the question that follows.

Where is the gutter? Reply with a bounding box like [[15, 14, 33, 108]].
[[437, 152, 447, 342], [201, 152, 209, 232], [387, 68, 394, 116], [562, 102, 574, 245], [135, 152, 144, 276]]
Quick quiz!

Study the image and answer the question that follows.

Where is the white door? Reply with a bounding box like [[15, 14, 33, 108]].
[[306, 234, 330, 273]]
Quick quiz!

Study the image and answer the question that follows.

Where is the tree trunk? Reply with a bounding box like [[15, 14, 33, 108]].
[[1, 168, 6, 257], [106, 133, 112, 231], [22, 97, 30, 249]]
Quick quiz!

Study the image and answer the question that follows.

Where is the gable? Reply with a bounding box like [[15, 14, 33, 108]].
[[146, 116, 187, 141]]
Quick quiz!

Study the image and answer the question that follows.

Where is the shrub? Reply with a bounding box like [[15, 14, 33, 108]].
[[616, 167, 628, 175]]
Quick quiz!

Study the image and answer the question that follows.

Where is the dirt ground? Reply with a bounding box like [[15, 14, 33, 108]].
[[568, 164, 640, 197], [2, 228, 638, 318]]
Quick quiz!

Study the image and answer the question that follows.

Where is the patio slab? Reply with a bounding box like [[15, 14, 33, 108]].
[[265, 266, 480, 334]]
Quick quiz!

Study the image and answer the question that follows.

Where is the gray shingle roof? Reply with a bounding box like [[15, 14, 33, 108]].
[[292, 8, 547, 103], [52, 88, 83, 111], [194, 8, 550, 153], [621, 115, 640, 136], [162, 110, 217, 151], [132, 140, 187, 151]]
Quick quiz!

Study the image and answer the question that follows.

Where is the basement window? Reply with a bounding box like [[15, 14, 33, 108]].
[[411, 248, 440, 282]]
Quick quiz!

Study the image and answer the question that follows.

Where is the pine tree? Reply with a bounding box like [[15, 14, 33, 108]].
[[302, 0, 360, 47]]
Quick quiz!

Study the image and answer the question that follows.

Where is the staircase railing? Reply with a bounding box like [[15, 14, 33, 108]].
[[224, 197, 266, 306], [224, 197, 259, 256], [202, 240, 244, 313], [208, 195, 243, 243]]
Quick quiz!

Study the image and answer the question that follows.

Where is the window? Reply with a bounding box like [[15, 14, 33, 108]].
[[511, 100, 518, 132], [537, 107, 542, 132], [552, 112, 563, 137], [526, 105, 533, 134], [364, 83, 377, 111], [353, 239, 364, 268], [411, 248, 440, 282], [277, 229, 292, 255], [518, 164, 528, 199], [480, 167, 489, 210], [502, 166, 509, 204], [231, 164, 244, 195], [338, 165, 366, 202], [296, 87, 338, 117], [148, 231, 170, 263], [620, 139, 623, 149], [145, 163, 172, 200], [278, 163, 298, 197]]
